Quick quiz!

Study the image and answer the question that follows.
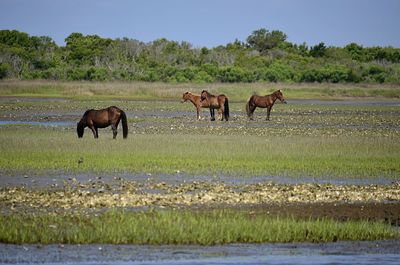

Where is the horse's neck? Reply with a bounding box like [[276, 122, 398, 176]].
[[78, 119, 86, 127], [270, 93, 278, 103], [189, 94, 200, 103]]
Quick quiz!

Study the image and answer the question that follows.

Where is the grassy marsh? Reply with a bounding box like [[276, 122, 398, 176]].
[[0, 126, 399, 179], [1, 81, 400, 245], [0, 210, 398, 245]]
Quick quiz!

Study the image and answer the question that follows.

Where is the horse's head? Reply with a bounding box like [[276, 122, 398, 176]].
[[77, 120, 85, 138], [200, 90, 208, 101], [181, 92, 190, 103], [275, 89, 287, 104]]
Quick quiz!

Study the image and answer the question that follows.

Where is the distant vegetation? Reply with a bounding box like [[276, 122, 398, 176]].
[[0, 29, 400, 83]]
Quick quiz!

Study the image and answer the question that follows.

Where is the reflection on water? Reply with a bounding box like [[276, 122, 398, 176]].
[[1, 241, 399, 265]]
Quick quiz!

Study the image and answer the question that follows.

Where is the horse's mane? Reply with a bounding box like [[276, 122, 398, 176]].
[[264, 89, 282, 97], [81, 109, 94, 119], [201, 90, 212, 97], [84, 109, 92, 116]]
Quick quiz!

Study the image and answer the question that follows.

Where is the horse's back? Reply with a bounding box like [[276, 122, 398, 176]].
[[253, 95, 272, 108], [82, 108, 111, 127]]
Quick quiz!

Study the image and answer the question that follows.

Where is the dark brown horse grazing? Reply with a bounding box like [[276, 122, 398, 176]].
[[181, 91, 210, 120], [246, 90, 287, 120], [77, 106, 128, 139], [200, 90, 229, 121]]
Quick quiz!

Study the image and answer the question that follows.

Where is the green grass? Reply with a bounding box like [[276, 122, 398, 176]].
[[0, 210, 397, 245], [0, 126, 399, 179], [1, 80, 399, 101]]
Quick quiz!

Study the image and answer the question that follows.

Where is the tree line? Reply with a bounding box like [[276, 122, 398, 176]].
[[0, 29, 399, 83]]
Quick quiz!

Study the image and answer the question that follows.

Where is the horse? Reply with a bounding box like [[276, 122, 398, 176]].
[[200, 90, 229, 121], [246, 89, 287, 121], [77, 106, 128, 139], [181, 91, 210, 120]]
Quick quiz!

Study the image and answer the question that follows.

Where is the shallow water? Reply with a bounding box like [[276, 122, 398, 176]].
[[0, 171, 397, 189], [0, 120, 75, 126], [1, 241, 399, 265], [289, 99, 400, 106]]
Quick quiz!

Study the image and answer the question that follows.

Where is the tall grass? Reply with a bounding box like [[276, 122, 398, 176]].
[[1, 80, 399, 101], [0, 126, 399, 179], [0, 210, 397, 245]]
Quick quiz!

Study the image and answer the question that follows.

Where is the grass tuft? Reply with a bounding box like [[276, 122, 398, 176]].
[[0, 210, 397, 245]]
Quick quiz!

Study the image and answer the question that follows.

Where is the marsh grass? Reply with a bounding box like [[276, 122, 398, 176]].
[[1, 80, 399, 101], [0, 126, 399, 179], [0, 210, 397, 245]]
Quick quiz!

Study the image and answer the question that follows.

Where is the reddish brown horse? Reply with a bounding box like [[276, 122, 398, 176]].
[[181, 91, 210, 120], [246, 90, 287, 120], [77, 106, 128, 139], [200, 90, 229, 121]]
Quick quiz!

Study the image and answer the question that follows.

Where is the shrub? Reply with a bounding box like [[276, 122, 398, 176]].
[[0, 63, 9, 79]]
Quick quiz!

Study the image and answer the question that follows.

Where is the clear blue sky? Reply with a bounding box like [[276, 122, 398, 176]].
[[1, 0, 399, 48]]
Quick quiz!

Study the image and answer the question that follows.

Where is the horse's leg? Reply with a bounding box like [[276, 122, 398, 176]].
[[112, 124, 118, 139], [250, 104, 256, 120], [89, 125, 97, 138], [266, 106, 272, 121], [210, 108, 215, 121], [218, 107, 223, 121], [247, 102, 255, 120], [196, 106, 201, 120], [114, 119, 121, 138]]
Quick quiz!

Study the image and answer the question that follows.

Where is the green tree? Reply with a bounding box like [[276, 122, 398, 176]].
[[310, 42, 327, 57], [246, 28, 287, 53], [0, 30, 31, 47], [345, 43, 363, 61], [65, 33, 112, 65]]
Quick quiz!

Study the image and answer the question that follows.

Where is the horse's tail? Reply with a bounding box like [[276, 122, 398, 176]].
[[246, 98, 251, 117], [120, 110, 128, 139], [224, 97, 230, 121]]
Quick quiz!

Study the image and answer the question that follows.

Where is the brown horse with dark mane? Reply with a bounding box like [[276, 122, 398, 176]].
[[200, 90, 229, 121], [246, 90, 287, 120], [77, 106, 128, 139], [181, 91, 210, 120]]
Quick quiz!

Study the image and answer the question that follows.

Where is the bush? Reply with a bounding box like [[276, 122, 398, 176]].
[[193, 70, 214, 83], [257, 63, 295, 82], [66, 68, 87, 80], [0, 63, 9, 79], [218, 66, 254, 82], [86, 67, 108, 81], [300, 65, 351, 83]]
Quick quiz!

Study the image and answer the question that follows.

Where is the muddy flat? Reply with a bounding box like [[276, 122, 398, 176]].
[[1, 174, 399, 225]]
